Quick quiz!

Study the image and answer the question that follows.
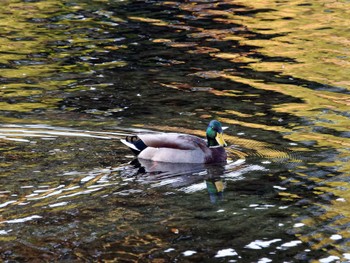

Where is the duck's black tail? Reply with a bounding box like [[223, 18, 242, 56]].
[[120, 136, 147, 155]]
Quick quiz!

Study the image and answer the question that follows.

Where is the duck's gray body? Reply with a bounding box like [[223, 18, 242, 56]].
[[122, 133, 227, 164]]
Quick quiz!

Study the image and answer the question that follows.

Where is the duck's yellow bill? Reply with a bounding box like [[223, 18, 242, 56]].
[[215, 132, 227, 147]]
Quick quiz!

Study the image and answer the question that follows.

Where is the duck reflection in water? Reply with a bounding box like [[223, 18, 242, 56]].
[[129, 158, 226, 203], [206, 177, 225, 203], [205, 163, 226, 203]]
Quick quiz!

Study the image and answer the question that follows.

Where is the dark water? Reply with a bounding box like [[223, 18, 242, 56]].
[[1, 0, 350, 262]]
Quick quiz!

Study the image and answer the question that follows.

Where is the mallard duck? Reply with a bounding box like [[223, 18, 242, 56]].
[[121, 120, 227, 164]]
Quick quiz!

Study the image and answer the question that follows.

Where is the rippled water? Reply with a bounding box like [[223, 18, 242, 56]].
[[1, 0, 350, 262]]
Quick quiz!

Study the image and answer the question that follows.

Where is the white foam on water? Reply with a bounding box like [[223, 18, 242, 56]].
[[250, 204, 275, 210], [20, 185, 34, 189], [258, 258, 272, 263], [2, 215, 42, 224], [27, 190, 63, 200], [3, 137, 31, 142], [230, 159, 245, 166], [80, 175, 96, 183], [26, 193, 39, 198], [34, 189, 52, 193], [182, 250, 196, 256], [180, 182, 207, 193], [214, 248, 238, 258], [336, 198, 346, 202], [225, 165, 265, 180], [0, 200, 16, 208], [114, 189, 143, 196], [63, 171, 84, 176], [273, 185, 287, 190], [279, 240, 302, 248], [319, 256, 340, 263], [245, 239, 281, 250], [330, 234, 342, 240], [293, 223, 305, 228], [151, 178, 181, 188], [49, 202, 69, 208], [0, 229, 11, 235]]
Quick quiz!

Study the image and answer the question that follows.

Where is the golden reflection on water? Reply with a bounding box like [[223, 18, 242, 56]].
[[140, 0, 350, 259], [234, 0, 350, 87], [128, 1, 348, 137], [0, 0, 127, 119]]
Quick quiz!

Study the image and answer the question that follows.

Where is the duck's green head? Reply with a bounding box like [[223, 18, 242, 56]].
[[206, 120, 227, 147]]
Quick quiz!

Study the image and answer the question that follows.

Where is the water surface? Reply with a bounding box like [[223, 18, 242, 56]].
[[0, 0, 350, 262]]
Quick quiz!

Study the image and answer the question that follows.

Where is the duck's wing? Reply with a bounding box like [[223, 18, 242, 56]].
[[138, 133, 206, 150]]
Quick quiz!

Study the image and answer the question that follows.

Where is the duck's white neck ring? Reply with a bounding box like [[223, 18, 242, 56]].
[[209, 145, 221, 149]]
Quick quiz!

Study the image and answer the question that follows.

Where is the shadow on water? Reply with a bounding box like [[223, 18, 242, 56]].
[[0, 0, 350, 261]]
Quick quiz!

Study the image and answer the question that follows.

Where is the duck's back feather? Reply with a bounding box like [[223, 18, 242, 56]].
[[138, 133, 206, 150]]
